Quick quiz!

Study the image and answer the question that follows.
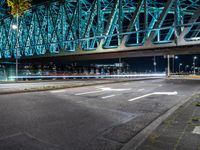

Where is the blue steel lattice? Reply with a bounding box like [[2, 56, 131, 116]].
[[0, 0, 200, 59], [0, 0, 7, 18]]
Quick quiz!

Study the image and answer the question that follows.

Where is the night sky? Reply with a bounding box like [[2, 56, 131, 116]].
[[62, 54, 199, 73]]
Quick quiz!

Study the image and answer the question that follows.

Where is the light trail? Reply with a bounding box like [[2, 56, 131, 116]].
[[8, 73, 166, 80]]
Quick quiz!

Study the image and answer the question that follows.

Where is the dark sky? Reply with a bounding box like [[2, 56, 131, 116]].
[[61, 54, 200, 73]]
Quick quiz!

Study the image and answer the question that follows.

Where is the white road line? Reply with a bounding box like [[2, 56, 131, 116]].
[[100, 87, 131, 91], [50, 89, 67, 93], [96, 86, 104, 88], [128, 91, 178, 101], [153, 91, 178, 95], [123, 83, 129, 85], [75, 90, 102, 96], [138, 88, 145, 92], [75, 87, 131, 96], [128, 93, 154, 101], [102, 95, 116, 99], [192, 126, 200, 135]]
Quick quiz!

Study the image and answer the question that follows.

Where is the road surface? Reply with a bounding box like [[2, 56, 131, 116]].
[[0, 79, 199, 150]]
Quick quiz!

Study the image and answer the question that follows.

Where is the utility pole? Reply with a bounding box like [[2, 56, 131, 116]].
[[119, 57, 122, 75], [179, 63, 182, 73], [9, 0, 31, 81], [16, 10, 19, 81]]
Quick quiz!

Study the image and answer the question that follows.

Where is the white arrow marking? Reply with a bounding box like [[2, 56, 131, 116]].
[[153, 91, 178, 95], [75, 87, 131, 96], [128, 91, 178, 101], [99, 87, 131, 91]]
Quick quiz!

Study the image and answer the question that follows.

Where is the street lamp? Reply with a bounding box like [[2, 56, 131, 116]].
[[185, 65, 189, 72], [193, 56, 197, 75], [153, 56, 157, 73], [12, 22, 19, 81], [179, 63, 182, 73], [9, 0, 31, 81], [12, 24, 18, 30], [173, 56, 178, 73]]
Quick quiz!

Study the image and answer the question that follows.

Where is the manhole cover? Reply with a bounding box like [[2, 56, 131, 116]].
[[0, 133, 61, 150]]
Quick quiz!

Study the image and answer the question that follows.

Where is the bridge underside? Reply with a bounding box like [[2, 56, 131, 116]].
[[16, 44, 200, 63], [0, 0, 200, 61]]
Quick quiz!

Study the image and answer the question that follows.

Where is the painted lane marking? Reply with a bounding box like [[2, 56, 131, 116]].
[[75, 87, 131, 96], [75, 90, 102, 96], [123, 83, 129, 85], [138, 88, 145, 92], [102, 95, 116, 99], [99, 87, 131, 91], [50, 89, 67, 93], [128, 93, 153, 101], [128, 91, 178, 101], [192, 126, 200, 135], [153, 91, 178, 95], [95, 86, 104, 88]]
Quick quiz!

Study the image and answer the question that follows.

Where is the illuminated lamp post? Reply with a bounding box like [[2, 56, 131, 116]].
[[193, 56, 197, 75], [179, 63, 182, 73]]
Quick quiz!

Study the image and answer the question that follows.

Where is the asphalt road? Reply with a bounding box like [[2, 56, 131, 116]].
[[0, 79, 199, 150]]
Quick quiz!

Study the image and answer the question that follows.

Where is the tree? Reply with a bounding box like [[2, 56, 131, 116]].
[[7, 0, 31, 17]]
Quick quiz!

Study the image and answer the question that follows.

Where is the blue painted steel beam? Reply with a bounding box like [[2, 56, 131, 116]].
[[0, 0, 200, 60]]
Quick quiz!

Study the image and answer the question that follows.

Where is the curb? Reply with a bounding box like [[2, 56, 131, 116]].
[[168, 78, 200, 81]]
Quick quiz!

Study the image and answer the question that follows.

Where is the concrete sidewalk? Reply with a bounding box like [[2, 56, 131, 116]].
[[169, 75, 200, 80], [136, 93, 200, 150]]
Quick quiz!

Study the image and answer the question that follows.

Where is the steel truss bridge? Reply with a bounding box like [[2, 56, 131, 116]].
[[0, 0, 200, 61]]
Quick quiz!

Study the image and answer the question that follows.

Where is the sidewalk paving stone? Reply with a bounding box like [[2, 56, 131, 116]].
[[136, 94, 200, 150]]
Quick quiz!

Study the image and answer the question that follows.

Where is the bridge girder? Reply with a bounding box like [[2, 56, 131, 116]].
[[0, 0, 200, 60]]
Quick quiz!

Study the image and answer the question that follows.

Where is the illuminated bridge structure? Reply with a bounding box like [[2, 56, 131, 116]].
[[0, 0, 200, 61]]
